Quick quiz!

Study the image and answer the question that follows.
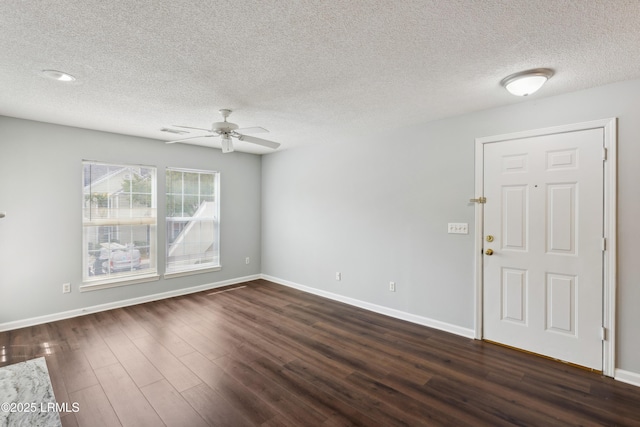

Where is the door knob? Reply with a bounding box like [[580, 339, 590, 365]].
[[485, 248, 494, 256]]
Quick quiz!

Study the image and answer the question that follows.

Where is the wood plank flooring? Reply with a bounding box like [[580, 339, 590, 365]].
[[1, 279, 639, 426]]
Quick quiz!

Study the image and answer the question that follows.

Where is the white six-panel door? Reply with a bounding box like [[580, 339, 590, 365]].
[[482, 128, 604, 370]]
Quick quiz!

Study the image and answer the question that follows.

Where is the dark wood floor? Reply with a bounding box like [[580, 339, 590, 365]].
[[1, 279, 639, 426]]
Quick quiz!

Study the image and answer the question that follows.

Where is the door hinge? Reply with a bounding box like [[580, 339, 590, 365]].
[[601, 326, 607, 341], [603, 147, 608, 161], [602, 237, 607, 251], [469, 197, 487, 204]]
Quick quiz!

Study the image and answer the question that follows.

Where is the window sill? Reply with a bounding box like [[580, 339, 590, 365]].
[[80, 273, 160, 292], [164, 265, 221, 279]]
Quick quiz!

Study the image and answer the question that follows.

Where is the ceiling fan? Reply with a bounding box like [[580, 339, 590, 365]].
[[165, 109, 281, 153]]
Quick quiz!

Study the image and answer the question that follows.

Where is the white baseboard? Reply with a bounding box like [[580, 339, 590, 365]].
[[261, 274, 475, 339], [0, 274, 260, 332], [615, 369, 640, 387]]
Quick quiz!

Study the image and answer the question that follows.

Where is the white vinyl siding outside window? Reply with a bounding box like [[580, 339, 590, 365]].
[[82, 161, 158, 290], [165, 168, 220, 276]]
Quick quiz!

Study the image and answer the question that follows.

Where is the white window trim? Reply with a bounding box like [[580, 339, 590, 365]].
[[164, 265, 222, 280], [82, 161, 158, 287], [80, 273, 160, 292], [165, 167, 220, 275]]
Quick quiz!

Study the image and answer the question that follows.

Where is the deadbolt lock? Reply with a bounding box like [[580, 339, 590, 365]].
[[485, 248, 494, 256], [486, 235, 494, 242]]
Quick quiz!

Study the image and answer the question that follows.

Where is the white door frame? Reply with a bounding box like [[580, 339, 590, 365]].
[[473, 118, 617, 376]]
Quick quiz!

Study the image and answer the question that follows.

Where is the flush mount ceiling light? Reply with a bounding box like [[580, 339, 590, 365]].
[[501, 68, 554, 96], [41, 69, 76, 82]]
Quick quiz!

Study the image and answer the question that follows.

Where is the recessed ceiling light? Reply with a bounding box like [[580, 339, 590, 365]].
[[41, 69, 77, 82], [501, 68, 554, 96]]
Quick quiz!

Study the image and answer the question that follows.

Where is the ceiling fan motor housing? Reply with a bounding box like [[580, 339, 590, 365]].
[[211, 121, 239, 133]]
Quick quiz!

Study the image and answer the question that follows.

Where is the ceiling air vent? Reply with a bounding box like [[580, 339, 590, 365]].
[[160, 128, 189, 135]]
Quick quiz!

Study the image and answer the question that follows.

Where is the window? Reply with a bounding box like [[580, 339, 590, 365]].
[[165, 168, 220, 275], [82, 162, 157, 288]]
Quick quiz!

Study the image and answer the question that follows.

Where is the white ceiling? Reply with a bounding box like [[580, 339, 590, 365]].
[[2, 0, 640, 154]]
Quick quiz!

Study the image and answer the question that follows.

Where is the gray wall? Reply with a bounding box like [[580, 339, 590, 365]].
[[261, 79, 640, 375], [2, 79, 639, 376], [0, 117, 262, 323]]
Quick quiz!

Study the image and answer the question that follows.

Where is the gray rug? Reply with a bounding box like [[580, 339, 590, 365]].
[[0, 357, 61, 427]]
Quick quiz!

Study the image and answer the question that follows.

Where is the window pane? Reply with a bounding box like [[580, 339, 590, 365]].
[[183, 195, 200, 216], [184, 172, 199, 195], [166, 195, 181, 218], [86, 224, 155, 277], [166, 220, 217, 267], [166, 170, 183, 194], [200, 174, 214, 194], [133, 194, 152, 211]]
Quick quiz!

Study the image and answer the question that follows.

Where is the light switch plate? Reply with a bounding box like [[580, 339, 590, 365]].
[[448, 223, 469, 234]]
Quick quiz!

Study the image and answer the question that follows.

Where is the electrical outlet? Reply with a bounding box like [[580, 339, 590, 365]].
[[448, 222, 469, 234], [336, 272, 341, 281], [62, 283, 71, 294], [245, 257, 250, 265], [389, 281, 396, 292]]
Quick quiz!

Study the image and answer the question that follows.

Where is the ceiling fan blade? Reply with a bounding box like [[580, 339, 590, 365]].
[[172, 125, 212, 132], [236, 126, 269, 134], [237, 134, 281, 149], [166, 134, 217, 144]]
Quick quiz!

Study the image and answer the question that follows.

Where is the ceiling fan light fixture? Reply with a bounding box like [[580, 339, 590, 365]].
[[501, 68, 554, 96], [41, 69, 76, 82], [220, 134, 234, 153]]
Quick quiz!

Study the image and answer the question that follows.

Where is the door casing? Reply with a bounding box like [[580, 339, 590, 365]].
[[473, 118, 617, 376]]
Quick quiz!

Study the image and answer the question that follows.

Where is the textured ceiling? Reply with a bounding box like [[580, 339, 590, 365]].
[[1, 0, 640, 154]]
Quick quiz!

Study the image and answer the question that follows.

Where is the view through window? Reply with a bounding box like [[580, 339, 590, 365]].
[[166, 168, 220, 274], [83, 162, 157, 283]]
